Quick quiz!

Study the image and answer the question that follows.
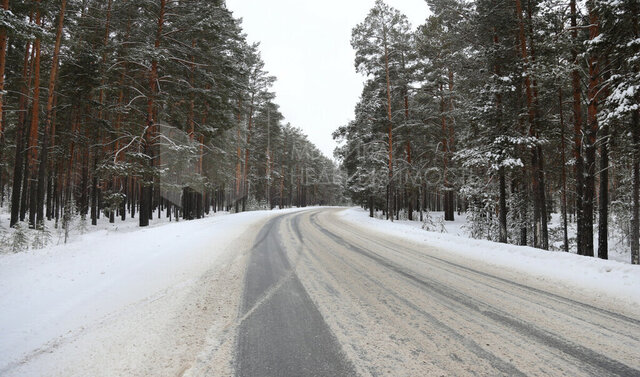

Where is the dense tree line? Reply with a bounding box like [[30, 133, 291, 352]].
[[335, 0, 639, 263], [0, 0, 344, 240]]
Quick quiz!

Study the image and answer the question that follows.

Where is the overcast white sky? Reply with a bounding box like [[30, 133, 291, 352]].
[[225, 0, 430, 159]]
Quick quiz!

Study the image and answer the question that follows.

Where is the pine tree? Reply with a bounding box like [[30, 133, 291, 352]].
[[0, 0, 342, 240], [351, 0, 413, 221], [338, 0, 639, 261]]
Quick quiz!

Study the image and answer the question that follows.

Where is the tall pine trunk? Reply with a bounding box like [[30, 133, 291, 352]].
[[571, 0, 586, 255], [27, 5, 43, 228], [0, 0, 7, 195], [515, 0, 547, 249], [36, 0, 66, 227], [583, 1, 600, 257], [141, 0, 166, 227], [499, 167, 507, 243], [10, 37, 34, 227], [243, 96, 255, 210], [0, 0, 9, 138], [633, 109, 640, 264], [447, 69, 456, 221], [598, 122, 609, 259], [383, 25, 394, 222], [630, 0, 640, 264], [559, 87, 569, 252], [527, 0, 548, 250], [235, 99, 243, 211], [494, 29, 507, 243]]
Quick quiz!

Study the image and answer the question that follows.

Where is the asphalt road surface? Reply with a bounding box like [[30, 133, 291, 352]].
[[235, 209, 640, 377]]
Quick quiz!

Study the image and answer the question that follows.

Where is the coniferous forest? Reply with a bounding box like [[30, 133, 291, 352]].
[[0, 0, 345, 241], [1, 0, 639, 264], [2, 2, 640, 375], [335, 0, 640, 263]]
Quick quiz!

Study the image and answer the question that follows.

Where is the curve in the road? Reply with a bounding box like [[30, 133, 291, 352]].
[[234, 209, 640, 377]]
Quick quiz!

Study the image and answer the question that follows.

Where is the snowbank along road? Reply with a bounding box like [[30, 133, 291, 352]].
[[234, 208, 640, 377]]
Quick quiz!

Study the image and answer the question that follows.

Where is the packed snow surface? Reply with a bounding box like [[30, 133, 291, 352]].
[[340, 208, 640, 308], [0, 207, 309, 376], [2, 206, 638, 376]]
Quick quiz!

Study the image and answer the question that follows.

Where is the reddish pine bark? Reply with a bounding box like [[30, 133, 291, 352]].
[[141, 0, 166, 227], [0, 0, 9, 137], [27, 4, 42, 228], [36, 0, 67, 226], [9, 24, 34, 227], [559, 88, 569, 252], [571, 0, 586, 255]]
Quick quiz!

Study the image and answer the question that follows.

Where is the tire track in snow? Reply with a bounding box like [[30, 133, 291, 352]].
[[234, 212, 357, 377], [307, 209, 640, 376]]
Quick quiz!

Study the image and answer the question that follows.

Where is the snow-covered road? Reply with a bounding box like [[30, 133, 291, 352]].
[[2, 207, 639, 376], [0, 208, 306, 376], [238, 208, 640, 376]]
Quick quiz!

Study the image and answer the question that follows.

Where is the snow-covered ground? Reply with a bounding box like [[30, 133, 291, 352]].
[[0, 207, 311, 376], [340, 208, 640, 310], [0, 204, 210, 253], [367, 209, 632, 264]]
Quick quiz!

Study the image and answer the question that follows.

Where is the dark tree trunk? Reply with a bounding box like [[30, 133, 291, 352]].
[[571, 0, 585, 255], [46, 167, 53, 220], [493, 28, 507, 243], [630, 1, 640, 264], [28, 172, 38, 228], [520, 175, 528, 246], [499, 166, 507, 243], [140, 184, 151, 227], [35, 0, 66, 228], [386, 185, 389, 220], [383, 27, 394, 222], [440, 83, 454, 222], [583, 1, 600, 257], [91, 156, 97, 226], [10, 117, 27, 227], [20, 147, 30, 222], [527, 0, 548, 251], [598, 122, 609, 259], [408, 188, 414, 221], [131, 179, 136, 219], [26, 7, 42, 229], [139, 0, 166, 227], [80, 150, 88, 217], [369, 194, 374, 218], [632, 109, 639, 264], [116, 178, 126, 218], [559, 88, 569, 252], [516, 0, 546, 248], [531, 148, 541, 248], [0, 0, 9, 139], [537, 146, 549, 250]]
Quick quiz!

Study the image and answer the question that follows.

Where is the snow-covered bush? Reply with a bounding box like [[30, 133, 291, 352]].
[[246, 196, 269, 211], [31, 224, 52, 250], [421, 210, 447, 233], [9, 223, 29, 253]]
